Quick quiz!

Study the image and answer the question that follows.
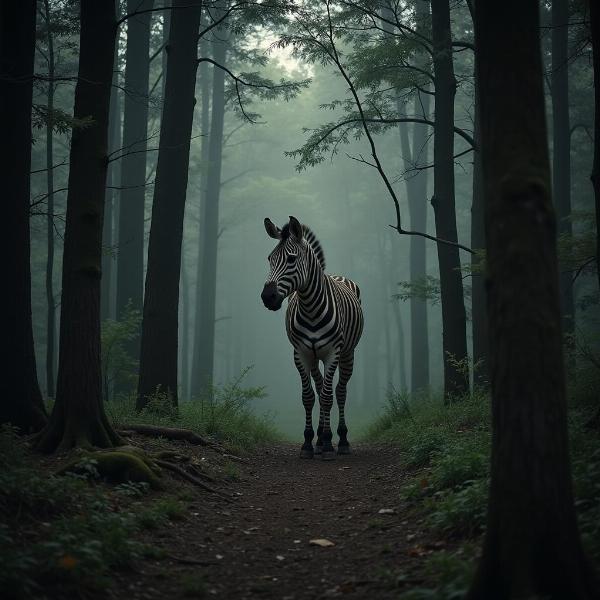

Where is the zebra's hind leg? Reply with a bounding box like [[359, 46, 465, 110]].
[[294, 350, 316, 459], [318, 352, 340, 460], [311, 366, 325, 454], [336, 352, 354, 455]]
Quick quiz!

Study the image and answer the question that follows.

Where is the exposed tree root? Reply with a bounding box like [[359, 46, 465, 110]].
[[119, 424, 223, 451], [155, 459, 231, 501], [119, 424, 246, 463], [58, 447, 163, 489]]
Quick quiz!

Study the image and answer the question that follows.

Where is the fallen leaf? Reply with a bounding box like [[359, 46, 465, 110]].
[[309, 538, 335, 547], [378, 508, 396, 515]]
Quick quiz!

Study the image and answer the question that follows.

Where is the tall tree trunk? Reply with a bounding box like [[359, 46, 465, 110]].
[[191, 35, 212, 399], [116, 0, 153, 333], [137, 0, 202, 409], [102, 42, 122, 323], [36, 1, 121, 452], [592, 0, 600, 296], [0, 0, 47, 432], [43, 0, 57, 398], [181, 247, 190, 399], [467, 0, 598, 596], [194, 32, 227, 391], [408, 0, 431, 393], [471, 60, 488, 387], [552, 0, 574, 337], [430, 0, 469, 398]]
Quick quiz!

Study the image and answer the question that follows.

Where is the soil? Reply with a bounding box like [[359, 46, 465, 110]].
[[111, 441, 447, 600]]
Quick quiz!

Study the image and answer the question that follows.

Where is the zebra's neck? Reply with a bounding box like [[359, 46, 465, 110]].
[[296, 259, 328, 321]]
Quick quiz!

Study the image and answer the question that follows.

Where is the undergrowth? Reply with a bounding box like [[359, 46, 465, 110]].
[[0, 427, 180, 599], [107, 367, 279, 453], [367, 366, 600, 599]]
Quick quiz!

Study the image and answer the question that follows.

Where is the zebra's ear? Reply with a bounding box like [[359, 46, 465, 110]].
[[264, 218, 281, 240], [288, 216, 303, 241]]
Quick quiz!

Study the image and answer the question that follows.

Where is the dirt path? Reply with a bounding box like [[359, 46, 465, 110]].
[[114, 443, 433, 600]]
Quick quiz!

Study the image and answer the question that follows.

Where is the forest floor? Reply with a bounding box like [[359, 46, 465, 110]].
[[110, 440, 449, 600]]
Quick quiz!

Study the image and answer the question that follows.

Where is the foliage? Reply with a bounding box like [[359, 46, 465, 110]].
[[0, 426, 196, 599], [367, 375, 600, 595], [101, 301, 142, 402], [107, 368, 279, 453]]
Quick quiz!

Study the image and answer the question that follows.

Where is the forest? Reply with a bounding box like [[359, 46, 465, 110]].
[[1, 0, 600, 598]]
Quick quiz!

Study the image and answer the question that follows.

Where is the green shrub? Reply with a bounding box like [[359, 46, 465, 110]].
[[107, 367, 279, 452], [426, 479, 489, 537]]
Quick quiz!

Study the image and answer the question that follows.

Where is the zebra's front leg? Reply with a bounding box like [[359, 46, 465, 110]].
[[294, 350, 316, 459], [336, 352, 354, 455], [318, 351, 340, 461]]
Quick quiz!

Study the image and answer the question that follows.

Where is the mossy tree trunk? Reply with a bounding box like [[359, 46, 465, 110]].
[[467, 0, 598, 597], [0, 0, 47, 433], [137, 0, 203, 409], [430, 0, 469, 399], [36, 0, 121, 452]]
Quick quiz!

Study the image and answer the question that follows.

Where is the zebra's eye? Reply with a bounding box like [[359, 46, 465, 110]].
[[286, 254, 297, 264]]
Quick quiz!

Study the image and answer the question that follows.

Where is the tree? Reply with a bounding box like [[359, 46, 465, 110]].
[[590, 0, 600, 296], [0, 0, 47, 433], [398, 0, 431, 393], [190, 34, 212, 399], [116, 0, 154, 340], [552, 0, 575, 336], [36, 1, 121, 452], [430, 0, 469, 398], [468, 3, 488, 387], [467, 0, 598, 596], [194, 25, 228, 391], [137, 0, 203, 409]]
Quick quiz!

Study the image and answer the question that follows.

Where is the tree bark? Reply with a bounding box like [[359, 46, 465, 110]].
[[116, 0, 154, 331], [36, 1, 121, 451], [194, 30, 227, 391], [0, 0, 47, 432], [468, 0, 598, 596], [430, 0, 469, 399], [552, 0, 574, 336], [589, 1, 600, 296], [137, 0, 202, 409]]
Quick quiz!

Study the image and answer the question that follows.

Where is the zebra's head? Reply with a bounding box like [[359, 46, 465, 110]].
[[261, 216, 324, 311]]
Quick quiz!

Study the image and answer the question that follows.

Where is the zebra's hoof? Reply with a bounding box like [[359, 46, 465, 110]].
[[314, 445, 323, 455], [300, 448, 314, 459], [337, 444, 351, 455], [321, 450, 336, 461]]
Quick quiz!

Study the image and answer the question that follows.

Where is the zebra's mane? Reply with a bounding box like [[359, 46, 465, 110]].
[[280, 222, 326, 271]]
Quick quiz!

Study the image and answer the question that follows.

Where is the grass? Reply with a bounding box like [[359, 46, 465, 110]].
[[366, 366, 600, 599], [106, 367, 280, 454]]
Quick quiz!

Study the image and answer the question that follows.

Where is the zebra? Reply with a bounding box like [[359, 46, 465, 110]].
[[261, 216, 363, 460]]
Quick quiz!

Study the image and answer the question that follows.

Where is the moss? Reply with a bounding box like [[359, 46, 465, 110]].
[[59, 449, 163, 489]]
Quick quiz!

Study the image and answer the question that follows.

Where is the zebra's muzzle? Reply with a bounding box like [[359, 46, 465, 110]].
[[261, 282, 283, 311]]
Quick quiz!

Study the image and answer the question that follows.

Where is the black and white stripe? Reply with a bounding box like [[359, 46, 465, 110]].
[[261, 216, 364, 460]]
